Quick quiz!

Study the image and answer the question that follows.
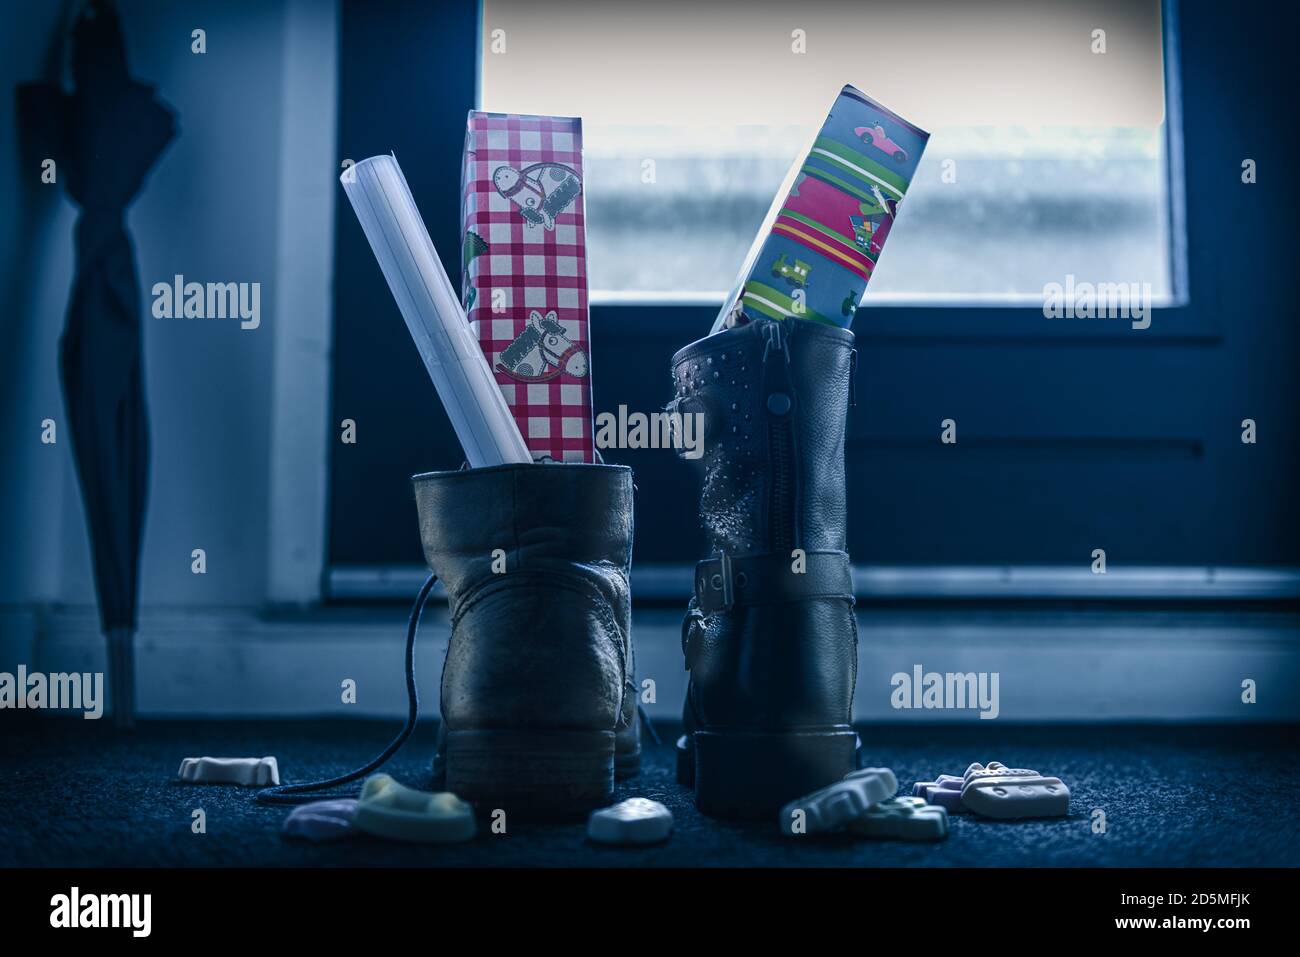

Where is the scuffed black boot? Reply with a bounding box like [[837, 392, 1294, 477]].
[[414, 462, 639, 817], [671, 317, 858, 818]]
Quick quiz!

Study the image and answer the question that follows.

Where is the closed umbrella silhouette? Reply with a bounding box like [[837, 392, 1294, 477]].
[[17, 0, 176, 728]]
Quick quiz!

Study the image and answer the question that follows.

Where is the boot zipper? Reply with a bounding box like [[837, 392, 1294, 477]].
[[760, 321, 797, 551], [769, 421, 794, 550]]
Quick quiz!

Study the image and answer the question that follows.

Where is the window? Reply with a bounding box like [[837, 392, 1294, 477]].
[[480, 0, 1174, 304], [332, 0, 1299, 596]]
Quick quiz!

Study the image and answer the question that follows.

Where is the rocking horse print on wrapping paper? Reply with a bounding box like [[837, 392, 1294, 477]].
[[495, 309, 589, 383], [492, 162, 582, 231]]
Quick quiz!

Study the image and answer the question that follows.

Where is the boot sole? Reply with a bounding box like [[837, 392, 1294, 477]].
[[446, 729, 615, 819], [686, 729, 857, 820]]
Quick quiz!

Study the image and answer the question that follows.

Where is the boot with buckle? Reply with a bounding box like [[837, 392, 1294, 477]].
[[670, 317, 858, 818]]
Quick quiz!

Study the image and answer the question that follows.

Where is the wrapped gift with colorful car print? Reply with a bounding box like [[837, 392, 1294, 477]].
[[714, 84, 929, 332]]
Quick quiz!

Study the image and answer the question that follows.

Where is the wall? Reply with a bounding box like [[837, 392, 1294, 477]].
[[2, 0, 337, 646], [1, 2, 79, 613]]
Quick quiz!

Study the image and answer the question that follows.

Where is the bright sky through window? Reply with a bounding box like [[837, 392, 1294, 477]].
[[480, 0, 1171, 304]]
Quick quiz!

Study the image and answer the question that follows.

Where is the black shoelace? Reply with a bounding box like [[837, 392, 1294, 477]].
[[254, 573, 439, 806]]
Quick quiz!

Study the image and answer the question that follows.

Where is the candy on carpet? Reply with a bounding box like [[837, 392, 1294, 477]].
[[848, 796, 949, 842], [916, 778, 967, 813], [779, 767, 898, 836], [353, 774, 477, 844], [587, 798, 674, 845], [177, 756, 280, 787], [961, 765, 1071, 819], [282, 799, 359, 843], [912, 761, 1071, 820]]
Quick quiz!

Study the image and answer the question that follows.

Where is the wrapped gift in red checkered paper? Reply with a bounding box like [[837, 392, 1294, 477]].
[[460, 111, 594, 463]]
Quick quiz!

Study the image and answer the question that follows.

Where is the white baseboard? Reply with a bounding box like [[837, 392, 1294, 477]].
[[329, 563, 1300, 601], [1, 604, 1296, 722]]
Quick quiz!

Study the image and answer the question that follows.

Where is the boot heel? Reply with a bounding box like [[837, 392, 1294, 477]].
[[692, 729, 857, 819], [445, 729, 615, 818]]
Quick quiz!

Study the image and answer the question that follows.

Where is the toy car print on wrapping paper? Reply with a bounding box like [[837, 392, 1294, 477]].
[[461, 112, 595, 462], [855, 122, 909, 163]]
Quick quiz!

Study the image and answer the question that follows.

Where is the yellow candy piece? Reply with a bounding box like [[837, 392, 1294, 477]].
[[353, 774, 477, 844]]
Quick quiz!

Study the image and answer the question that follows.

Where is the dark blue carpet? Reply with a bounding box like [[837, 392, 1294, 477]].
[[2, 717, 1295, 867]]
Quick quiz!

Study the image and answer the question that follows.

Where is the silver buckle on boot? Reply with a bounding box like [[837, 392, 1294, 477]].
[[711, 551, 734, 612], [695, 551, 744, 615]]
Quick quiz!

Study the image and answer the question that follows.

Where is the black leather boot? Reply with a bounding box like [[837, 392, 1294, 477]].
[[671, 317, 858, 818], [413, 462, 639, 816]]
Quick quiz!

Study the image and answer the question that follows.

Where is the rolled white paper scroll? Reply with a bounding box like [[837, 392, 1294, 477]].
[[341, 154, 532, 467]]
